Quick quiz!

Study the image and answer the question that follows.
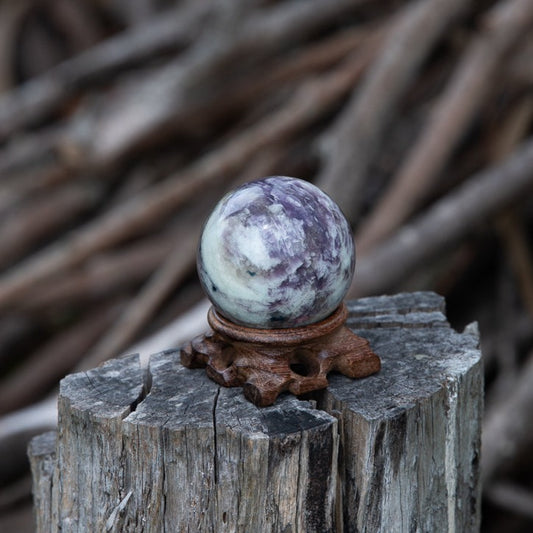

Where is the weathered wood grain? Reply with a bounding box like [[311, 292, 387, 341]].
[[55, 353, 146, 532], [321, 293, 482, 532], [28, 431, 56, 533], [120, 351, 338, 532], [29, 292, 482, 532]]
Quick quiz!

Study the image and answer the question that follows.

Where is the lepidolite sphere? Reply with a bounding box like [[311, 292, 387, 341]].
[[197, 176, 355, 329]]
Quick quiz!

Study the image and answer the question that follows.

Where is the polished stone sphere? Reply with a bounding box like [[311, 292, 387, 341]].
[[197, 176, 355, 329]]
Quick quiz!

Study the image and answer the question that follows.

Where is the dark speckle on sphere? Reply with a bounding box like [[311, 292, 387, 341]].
[[197, 176, 355, 328]]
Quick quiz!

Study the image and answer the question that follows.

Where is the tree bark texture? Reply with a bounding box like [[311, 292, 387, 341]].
[[29, 292, 482, 532]]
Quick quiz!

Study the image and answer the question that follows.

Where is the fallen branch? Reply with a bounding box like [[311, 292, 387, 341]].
[[0, 47, 376, 310], [80, 0, 374, 169], [0, 396, 57, 488], [130, 298, 211, 368], [0, 126, 77, 209], [17, 233, 176, 311], [189, 22, 385, 133], [0, 16, 382, 213], [0, 302, 121, 415], [496, 212, 533, 320], [482, 351, 533, 483], [485, 481, 533, 520], [0, 1, 212, 142], [0, 182, 102, 270], [507, 35, 533, 86], [356, 0, 533, 251], [349, 137, 533, 297], [78, 232, 199, 370], [0, 315, 31, 371], [0, 0, 32, 92], [316, 0, 469, 220], [490, 96, 533, 319]]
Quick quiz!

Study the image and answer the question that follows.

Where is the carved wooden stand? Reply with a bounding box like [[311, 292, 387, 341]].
[[180, 303, 380, 406]]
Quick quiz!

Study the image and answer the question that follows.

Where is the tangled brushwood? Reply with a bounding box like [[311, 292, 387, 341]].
[[0, 1, 533, 531]]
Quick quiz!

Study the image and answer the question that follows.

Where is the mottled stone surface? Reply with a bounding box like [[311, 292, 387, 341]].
[[198, 176, 355, 328]]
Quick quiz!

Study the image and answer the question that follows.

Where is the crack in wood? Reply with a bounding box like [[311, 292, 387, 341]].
[[212, 387, 220, 486]]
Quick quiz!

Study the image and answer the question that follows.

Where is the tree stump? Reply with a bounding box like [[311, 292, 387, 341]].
[[29, 292, 482, 532]]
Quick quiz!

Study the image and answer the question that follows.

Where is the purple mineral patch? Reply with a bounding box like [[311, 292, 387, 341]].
[[197, 176, 355, 328]]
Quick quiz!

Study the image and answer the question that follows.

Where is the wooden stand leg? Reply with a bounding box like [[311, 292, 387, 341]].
[[181, 304, 381, 406]]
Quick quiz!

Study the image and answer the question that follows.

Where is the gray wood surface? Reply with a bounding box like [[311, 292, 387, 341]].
[[28, 431, 56, 532], [326, 293, 482, 533], [29, 292, 482, 532]]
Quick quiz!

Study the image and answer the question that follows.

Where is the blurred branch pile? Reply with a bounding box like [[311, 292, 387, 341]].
[[1, 0, 533, 531]]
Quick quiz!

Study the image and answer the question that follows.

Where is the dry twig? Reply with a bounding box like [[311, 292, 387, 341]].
[[483, 351, 533, 483], [0, 183, 102, 269], [0, 302, 122, 415], [78, 233, 198, 370], [316, 0, 469, 220], [0, 1, 212, 141], [0, 47, 377, 310], [0, 28, 372, 206], [16, 234, 177, 311], [356, 0, 533, 251], [349, 137, 533, 297], [0, 0, 32, 92], [490, 97, 533, 319], [485, 482, 533, 520]]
